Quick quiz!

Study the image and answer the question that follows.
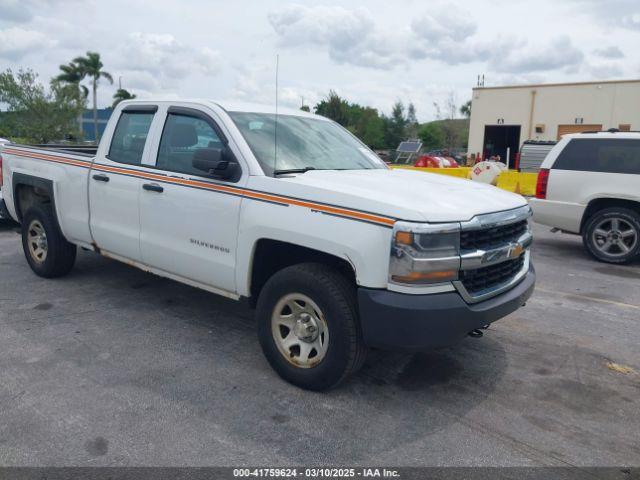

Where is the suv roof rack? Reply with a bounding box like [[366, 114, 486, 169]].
[[523, 140, 557, 145], [580, 129, 640, 134]]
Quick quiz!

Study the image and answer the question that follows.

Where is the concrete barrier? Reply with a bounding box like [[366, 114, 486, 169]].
[[390, 165, 538, 196]]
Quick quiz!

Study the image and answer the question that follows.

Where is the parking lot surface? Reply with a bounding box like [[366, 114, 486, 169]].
[[0, 220, 638, 467]]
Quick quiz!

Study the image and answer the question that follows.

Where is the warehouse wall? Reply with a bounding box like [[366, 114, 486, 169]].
[[468, 80, 640, 157]]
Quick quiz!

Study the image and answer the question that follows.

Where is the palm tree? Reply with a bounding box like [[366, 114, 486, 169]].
[[55, 62, 89, 98], [73, 52, 113, 141], [112, 88, 136, 108]]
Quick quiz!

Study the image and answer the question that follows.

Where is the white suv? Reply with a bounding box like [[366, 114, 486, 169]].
[[531, 131, 640, 264]]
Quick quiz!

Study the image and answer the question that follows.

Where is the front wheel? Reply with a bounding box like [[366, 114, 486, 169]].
[[256, 263, 367, 391], [21, 204, 77, 278], [582, 208, 640, 264]]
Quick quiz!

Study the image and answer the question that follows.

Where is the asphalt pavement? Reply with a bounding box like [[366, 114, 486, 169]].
[[0, 220, 638, 466]]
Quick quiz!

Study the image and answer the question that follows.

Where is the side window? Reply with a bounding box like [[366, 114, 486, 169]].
[[596, 141, 640, 174], [554, 139, 640, 174], [108, 112, 154, 165], [156, 113, 223, 175]]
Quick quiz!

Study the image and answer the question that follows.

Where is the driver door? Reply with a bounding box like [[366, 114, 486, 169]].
[[139, 107, 243, 294]]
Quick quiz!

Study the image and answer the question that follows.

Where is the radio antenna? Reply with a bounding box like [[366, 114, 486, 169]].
[[273, 54, 279, 176]]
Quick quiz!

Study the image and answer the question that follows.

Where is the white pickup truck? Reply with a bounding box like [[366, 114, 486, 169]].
[[0, 100, 535, 390]]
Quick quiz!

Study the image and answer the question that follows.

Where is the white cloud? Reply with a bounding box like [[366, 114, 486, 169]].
[[0, 0, 89, 24], [268, 4, 405, 69], [593, 45, 625, 59], [491, 36, 584, 73], [0, 0, 34, 22], [115, 33, 222, 84], [0, 0, 637, 117], [410, 5, 477, 44], [269, 3, 523, 70], [621, 13, 640, 30], [587, 62, 625, 78], [0, 26, 55, 60]]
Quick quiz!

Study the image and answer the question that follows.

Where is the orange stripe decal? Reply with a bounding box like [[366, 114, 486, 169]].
[[3, 147, 396, 227]]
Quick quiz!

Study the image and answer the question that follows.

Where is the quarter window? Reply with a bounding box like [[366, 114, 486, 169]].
[[156, 113, 223, 175], [108, 112, 154, 165], [554, 139, 640, 175]]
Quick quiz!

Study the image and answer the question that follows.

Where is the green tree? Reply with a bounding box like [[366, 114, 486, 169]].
[[73, 51, 113, 141], [460, 99, 472, 118], [383, 101, 407, 149], [314, 90, 349, 126], [314, 91, 386, 149], [418, 122, 445, 150], [0, 68, 82, 143], [112, 88, 136, 108], [351, 107, 385, 149], [299, 105, 310, 112], [405, 102, 418, 139]]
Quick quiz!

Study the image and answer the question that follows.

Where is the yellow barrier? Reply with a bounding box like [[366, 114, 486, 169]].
[[496, 171, 538, 196], [391, 165, 472, 179], [390, 165, 538, 196]]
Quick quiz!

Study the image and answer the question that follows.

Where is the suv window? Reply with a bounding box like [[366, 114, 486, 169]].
[[108, 112, 155, 165], [554, 138, 640, 174], [156, 113, 223, 175]]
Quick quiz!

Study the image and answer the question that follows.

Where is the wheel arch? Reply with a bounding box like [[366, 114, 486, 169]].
[[247, 238, 357, 307], [12, 173, 56, 223], [580, 197, 640, 234]]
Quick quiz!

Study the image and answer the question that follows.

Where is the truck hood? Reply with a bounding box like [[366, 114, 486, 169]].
[[258, 168, 527, 223]]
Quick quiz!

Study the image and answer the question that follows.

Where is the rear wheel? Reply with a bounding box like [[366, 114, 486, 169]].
[[21, 204, 76, 277], [582, 207, 640, 264], [256, 263, 367, 391]]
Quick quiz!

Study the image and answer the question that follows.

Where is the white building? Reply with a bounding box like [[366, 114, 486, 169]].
[[468, 79, 640, 168]]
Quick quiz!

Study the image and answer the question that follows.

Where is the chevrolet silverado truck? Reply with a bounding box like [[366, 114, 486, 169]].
[[0, 100, 535, 390]]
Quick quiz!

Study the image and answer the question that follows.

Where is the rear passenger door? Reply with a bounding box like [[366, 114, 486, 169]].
[[89, 105, 158, 261], [139, 106, 243, 294]]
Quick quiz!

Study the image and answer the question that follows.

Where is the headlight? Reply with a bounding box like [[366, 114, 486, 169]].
[[389, 222, 461, 285]]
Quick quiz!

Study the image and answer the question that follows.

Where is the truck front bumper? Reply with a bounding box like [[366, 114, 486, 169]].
[[358, 264, 535, 350]]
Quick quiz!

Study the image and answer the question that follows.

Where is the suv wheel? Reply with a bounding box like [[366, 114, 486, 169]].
[[256, 263, 367, 391], [21, 204, 77, 277], [583, 207, 640, 264]]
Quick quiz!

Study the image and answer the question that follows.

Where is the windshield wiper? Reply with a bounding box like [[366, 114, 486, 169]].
[[273, 166, 317, 175]]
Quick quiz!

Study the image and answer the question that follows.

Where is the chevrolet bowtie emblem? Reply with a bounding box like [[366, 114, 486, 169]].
[[510, 244, 524, 258]]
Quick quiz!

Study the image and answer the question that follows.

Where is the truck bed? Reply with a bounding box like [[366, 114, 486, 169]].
[[1, 143, 95, 244], [27, 144, 98, 157]]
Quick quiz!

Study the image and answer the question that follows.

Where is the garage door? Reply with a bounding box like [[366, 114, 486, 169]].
[[557, 124, 602, 139]]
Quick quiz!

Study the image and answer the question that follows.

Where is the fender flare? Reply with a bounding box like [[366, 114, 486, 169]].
[[11, 173, 56, 223]]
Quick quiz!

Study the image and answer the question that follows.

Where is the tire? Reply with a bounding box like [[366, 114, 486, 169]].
[[582, 207, 640, 264], [256, 263, 367, 391], [21, 204, 76, 278]]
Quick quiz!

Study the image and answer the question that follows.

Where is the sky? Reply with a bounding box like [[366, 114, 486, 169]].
[[0, 0, 639, 121]]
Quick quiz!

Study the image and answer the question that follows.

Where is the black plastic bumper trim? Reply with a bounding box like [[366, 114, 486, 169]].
[[357, 264, 535, 350]]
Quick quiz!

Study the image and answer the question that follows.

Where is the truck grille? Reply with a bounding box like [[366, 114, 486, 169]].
[[460, 219, 528, 251], [459, 254, 526, 295]]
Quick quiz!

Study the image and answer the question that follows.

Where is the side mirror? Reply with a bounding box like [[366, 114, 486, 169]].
[[192, 148, 239, 180]]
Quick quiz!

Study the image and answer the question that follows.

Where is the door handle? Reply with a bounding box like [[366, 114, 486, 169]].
[[92, 174, 109, 182], [142, 183, 164, 193]]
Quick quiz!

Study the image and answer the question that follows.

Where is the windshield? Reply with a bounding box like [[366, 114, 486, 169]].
[[228, 112, 386, 174]]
